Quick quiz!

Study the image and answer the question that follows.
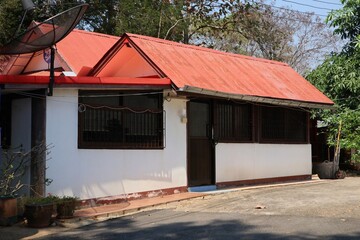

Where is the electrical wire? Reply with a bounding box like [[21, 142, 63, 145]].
[[9, 90, 166, 114], [255, 3, 328, 25], [79, 91, 164, 98], [78, 103, 164, 114], [312, 0, 342, 6], [258, 2, 329, 17], [281, 0, 336, 11]]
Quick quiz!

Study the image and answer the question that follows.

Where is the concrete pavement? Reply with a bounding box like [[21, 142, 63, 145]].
[[0, 176, 329, 239]]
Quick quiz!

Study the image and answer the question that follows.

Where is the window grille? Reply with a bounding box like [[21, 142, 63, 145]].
[[78, 91, 164, 149], [214, 102, 252, 142], [260, 106, 307, 143]]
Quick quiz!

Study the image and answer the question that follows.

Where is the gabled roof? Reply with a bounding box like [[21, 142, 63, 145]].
[[2, 28, 333, 108], [2, 25, 119, 76], [92, 33, 333, 107], [56, 29, 119, 74]]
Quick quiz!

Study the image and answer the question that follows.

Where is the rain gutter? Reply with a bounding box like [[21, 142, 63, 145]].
[[179, 85, 335, 110]]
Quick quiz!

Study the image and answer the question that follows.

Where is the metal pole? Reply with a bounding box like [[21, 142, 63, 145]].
[[48, 46, 55, 96], [0, 86, 2, 164]]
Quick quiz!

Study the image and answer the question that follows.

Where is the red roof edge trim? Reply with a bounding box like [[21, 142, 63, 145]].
[[0, 75, 171, 86]]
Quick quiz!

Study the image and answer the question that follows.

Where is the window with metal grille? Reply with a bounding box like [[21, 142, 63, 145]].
[[78, 90, 164, 149], [214, 102, 252, 142], [260, 106, 307, 143]]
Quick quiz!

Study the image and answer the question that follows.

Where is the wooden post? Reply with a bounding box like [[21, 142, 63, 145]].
[[30, 91, 46, 197]]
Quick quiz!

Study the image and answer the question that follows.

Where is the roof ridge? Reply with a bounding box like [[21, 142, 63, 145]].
[[72, 29, 120, 39], [126, 33, 288, 67]]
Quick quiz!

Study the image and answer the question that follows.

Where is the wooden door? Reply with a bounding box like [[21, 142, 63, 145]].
[[187, 101, 215, 187]]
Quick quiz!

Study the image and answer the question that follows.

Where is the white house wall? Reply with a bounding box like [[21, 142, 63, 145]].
[[11, 98, 32, 195], [45, 89, 187, 200], [216, 143, 311, 183]]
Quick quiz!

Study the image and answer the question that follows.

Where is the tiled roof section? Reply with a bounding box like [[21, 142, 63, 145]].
[[56, 29, 119, 74], [126, 33, 333, 105]]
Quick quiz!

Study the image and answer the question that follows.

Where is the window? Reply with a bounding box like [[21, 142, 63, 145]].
[[214, 102, 252, 142], [260, 106, 308, 143], [78, 90, 164, 149]]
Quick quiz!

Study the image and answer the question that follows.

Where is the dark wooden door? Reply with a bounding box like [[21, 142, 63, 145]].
[[187, 101, 214, 187]]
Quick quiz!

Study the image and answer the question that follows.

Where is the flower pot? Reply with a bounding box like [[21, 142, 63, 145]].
[[24, 203, 55, 228], [57, 201, 76, 219], [0, 196, 18, 226], [313, 161, 335, 179]]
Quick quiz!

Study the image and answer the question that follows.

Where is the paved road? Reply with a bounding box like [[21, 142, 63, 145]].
[[8, 178, 360, 239], [39, 178, 360, 240]]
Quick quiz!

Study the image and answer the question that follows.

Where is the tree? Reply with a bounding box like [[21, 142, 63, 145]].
[[0, 0, 22, 46], [326, 0, 360, 52], [204, 2, 340, 75], [307, 0, 360, 161]]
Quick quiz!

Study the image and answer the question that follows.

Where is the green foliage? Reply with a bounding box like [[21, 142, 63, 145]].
[[0, 0, 22, 46], [309, 0, 360, 156], [307, 50, 360, 156], [314, 109, 360, 157], [326, 0, 360, 52], [113, 0, 184, 41], [55, 195, 78, 204], [307, 51, 360, 109], [24, 195, 58, 205]]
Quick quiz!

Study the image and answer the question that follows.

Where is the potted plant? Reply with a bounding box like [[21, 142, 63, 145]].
[[24, 195, 58, 228], [56, 196, 79, 219], [0, 143, 51, 226], [0, 147, 32, 226]]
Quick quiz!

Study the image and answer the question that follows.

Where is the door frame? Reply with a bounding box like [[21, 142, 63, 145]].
[[186, 100, 215, 187]]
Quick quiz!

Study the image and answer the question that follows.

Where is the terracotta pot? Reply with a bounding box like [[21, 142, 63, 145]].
[[24, 203, 55, 228], [0, 196, 18, 226]]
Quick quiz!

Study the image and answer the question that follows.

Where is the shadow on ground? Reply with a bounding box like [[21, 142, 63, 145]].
[[0, 223, 39, 240], [38, 209, 360, 240]]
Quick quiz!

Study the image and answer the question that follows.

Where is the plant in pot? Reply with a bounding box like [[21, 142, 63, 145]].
[[56, 196, 79, 219], [0, 143, 51, 226], [0, 146, 32, 226], [24, 195, 58, 228]]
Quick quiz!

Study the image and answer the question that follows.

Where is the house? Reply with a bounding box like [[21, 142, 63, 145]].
[[0, 29, 333, 202]]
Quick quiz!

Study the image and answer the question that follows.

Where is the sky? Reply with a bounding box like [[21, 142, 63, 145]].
[[270, 0, 343, 20]]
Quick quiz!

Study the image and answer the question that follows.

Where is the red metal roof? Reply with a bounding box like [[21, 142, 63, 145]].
[[0, 75, 171, 86], [1, 25, 119, 76], [56, 29, 119, 74], [121, 33, 333, 106]]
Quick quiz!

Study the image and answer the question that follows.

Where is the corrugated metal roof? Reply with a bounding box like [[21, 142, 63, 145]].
[[2, 26, 119, 76], [123, 33, 333, 106], [56, 29, 119, 74]]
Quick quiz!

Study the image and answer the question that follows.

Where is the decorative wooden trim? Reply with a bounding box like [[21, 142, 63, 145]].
[[78, 186, 188, 208], [216, 175, 312, 188]]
